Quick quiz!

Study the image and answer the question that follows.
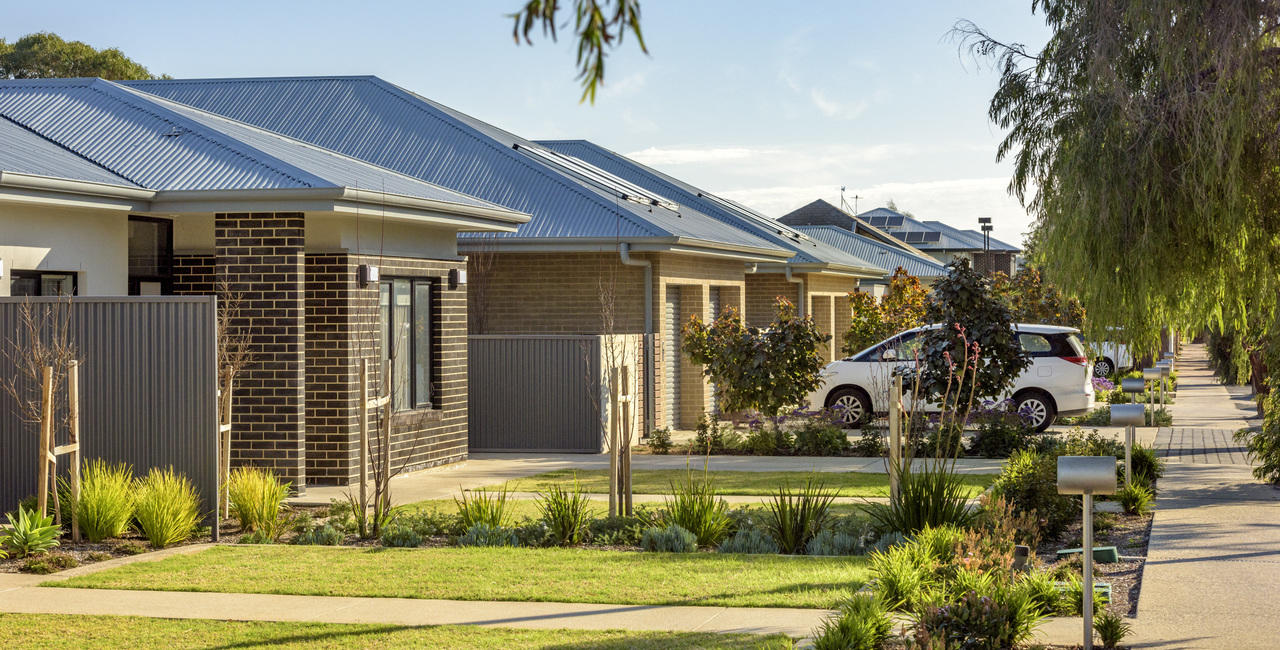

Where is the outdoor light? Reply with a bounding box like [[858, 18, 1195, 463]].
[[448, 268, 467, 290], [358, 264, 379, 287], [1058, 456, 1118, 650], [1110, 403, 1145, 485]]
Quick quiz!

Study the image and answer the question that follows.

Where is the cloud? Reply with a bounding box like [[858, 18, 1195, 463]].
[[625, 143, 907, 170], [626, 146, 761, 166], [810, 89, 868, 120], [598, 71, 649, 99]]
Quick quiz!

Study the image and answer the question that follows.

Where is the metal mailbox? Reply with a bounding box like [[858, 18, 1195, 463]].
[[1142, 367, 1161, 381], [1120, 378, 1145, 394], [1109, 403, 1145, 427], [1057, 456, 1117, 495]]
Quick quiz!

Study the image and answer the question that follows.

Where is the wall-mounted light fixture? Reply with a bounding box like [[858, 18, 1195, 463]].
[[358, 264, 380, 287], [448, 268, 467, 290]]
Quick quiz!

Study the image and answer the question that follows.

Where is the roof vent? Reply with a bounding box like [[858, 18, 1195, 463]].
[[161, 126, 188, 138]]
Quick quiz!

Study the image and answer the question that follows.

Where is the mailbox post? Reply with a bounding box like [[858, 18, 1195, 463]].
[[1058, 456, 1118, 650], [1156, 361, 1172, 409], [1110, 404, 1144, 485], [1142, 367, 1161, 418]]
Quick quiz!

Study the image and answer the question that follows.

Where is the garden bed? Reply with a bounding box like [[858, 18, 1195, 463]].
[[487, 469, 995, 498], [1035, 509, 1154, 617]]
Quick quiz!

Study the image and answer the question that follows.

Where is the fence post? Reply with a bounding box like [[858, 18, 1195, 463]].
[[68, 360, 81, 543], [359, 359, 369, 514], [220, 374, 234, 519], [608, 365, 619, 518], [621, 365, 633, 517], [37, 366, 53, 518], [888, 373, 903, 502]]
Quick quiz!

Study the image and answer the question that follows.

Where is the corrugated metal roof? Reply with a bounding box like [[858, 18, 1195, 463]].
[[125, 76, 788, 255], [536, 139, 885, 274], [796, 225, 948, 280], [854, 207, 1021, 253], [0, 78, 511, 212], [921, 220, 1020, 252], [0, 116, 139, 187]]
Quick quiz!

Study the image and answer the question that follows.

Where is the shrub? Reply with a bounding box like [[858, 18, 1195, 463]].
[[20, 550, 78, 574], [866, 458, 975, 535], [1063, 574, 1110, 616], [1238, 390, 1280, 483], [238, 529, 274, 545], [380, 523, 423, 548], [741, 424, 790, 456], [399, 508, 461, 538], [792, 411, 851, 456], [1116, 482, 1154, 516], [73, 460, 136, 543], [1095, 610, 1133, 649], [133, 467, 201, 548], [662, 472, 731, 547], [458, 523, 518, 548], [806, 529, 862, 556], [227, 467, 291, 535], [1019, 569, 1069, 616], [116, 540, 147, 556], [640, 524, 696, 552], [869, 543, 930, 611], [536, 480, 592, 546], [646, 428, 673, 454], [912, 524, 964, 567], [971, 495, 1042, 550], [967, 400, 1036, 458], [455, 487, 511, 530], [911, 585, 1045, 649], [1147, 406, 1173, 427], [1131, 444, 1165, 487], [718, 528, 780, 555], [3, 507, 61, 558], [293, 524, 343, 546], [588, 515, 645, 546], [762, 477, 837, 554], [811, 593, 894, 650], [512, 518, 553, 547], [691, 412, 736, 454], [989, 450, 1076, 538], [86, 550, 112, 562], [850, 427, 887, 456]]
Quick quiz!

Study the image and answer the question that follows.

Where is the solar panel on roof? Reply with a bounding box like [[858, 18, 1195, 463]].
[[923, 232, 941, 243], [514, 142, 680, 212], [884, 216, 905, 228]]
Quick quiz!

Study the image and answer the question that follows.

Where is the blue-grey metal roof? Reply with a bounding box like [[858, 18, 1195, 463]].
[[535, 139, 885, 275], [796, 225, 948, 280], [921, 220, 1020, 252], [0, 78, 511, 212], [0, 116, 139, 187], [124, 76, 788, 256]]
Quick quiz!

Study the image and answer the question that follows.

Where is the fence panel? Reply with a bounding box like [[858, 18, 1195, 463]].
[[0, 297, 219, 530]]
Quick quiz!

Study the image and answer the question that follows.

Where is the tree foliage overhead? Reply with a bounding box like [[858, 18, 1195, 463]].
[[509, 0, 647, 102], [842, 267, 929, 355], [0, 32, 160, 80], [682, 297, 828, 417], [954, 1, 1280, 353]]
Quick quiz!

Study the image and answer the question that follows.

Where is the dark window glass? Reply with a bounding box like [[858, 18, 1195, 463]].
[[128, 216, 173, 295], [10, 270, 76, 296], [414, 281, 432, 407], [379, 277, 435, 411]]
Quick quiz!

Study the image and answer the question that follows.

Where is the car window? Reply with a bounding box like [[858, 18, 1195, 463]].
[[1019, 333, 1053, 356], [896, 332, 922, 360], [854, 331, 918, 362]]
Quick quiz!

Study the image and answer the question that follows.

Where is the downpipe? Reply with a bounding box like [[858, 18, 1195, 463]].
[[619, 243, 654, 435], [785, 264, 805, 316]]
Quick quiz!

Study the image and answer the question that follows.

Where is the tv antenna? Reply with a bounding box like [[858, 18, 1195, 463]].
[[839, 186, 861, 215]]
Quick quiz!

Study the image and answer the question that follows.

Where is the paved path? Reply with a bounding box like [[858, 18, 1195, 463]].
[[292, 454, 1003, 506], [1126, 344, 1280, 649]]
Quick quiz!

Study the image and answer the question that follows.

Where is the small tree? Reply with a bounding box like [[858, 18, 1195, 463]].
[[682, 297, 827, 418], [843, 291, 886, 355], [842, 267, 928, 355], [917, 259, 1028, 407], [990, 267, 1085, 328]]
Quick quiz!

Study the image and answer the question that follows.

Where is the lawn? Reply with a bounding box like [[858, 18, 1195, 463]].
[[483, 469, 995, 498], [0, 614, 793, 649], [54, 545, 870, 609]]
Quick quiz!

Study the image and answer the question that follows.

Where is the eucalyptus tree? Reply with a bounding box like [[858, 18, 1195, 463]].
[[0, 32, 159, 80], [953, 1, 1280, 355]]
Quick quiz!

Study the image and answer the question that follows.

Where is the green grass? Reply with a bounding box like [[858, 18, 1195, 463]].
[[484, 470, 995, 498], [54, 545, 870, 609], [0, 613, 793, 649]]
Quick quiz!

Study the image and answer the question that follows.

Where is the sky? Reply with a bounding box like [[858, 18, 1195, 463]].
[[5, 1, 1052, 246]]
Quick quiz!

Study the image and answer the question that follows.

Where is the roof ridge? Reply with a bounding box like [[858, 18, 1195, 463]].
[[0, 113, 142, 188], [124, 83, 511, 210], [81, 80, 325, 189]]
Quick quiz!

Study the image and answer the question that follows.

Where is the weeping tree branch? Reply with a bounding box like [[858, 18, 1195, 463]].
[[509, 0, 648, 103]]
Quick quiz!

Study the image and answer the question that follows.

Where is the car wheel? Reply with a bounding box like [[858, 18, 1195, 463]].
[[1015, 390, 1056, 433], [825, 387, 871, 427], [1093, 357, 1114, 378]]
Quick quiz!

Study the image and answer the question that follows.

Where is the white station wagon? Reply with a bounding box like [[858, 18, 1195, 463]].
[[807, 323, 1095, 432]]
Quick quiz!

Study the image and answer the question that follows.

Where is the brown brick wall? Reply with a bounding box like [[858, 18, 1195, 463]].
[[215, 213, 307, 485], [305, 253, 469, 485]]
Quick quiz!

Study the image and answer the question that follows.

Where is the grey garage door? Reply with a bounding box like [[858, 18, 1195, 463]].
[[663, 287, 681, 429]]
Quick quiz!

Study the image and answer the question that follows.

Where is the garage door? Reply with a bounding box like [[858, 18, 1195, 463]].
[[664, 286, 681, 429], [707, 287, 720, 416]]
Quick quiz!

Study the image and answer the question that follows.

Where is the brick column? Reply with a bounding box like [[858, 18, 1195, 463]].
[[833, 294, 852, 359], [216, 213, 307, 487], [678, 284, 709, 429]]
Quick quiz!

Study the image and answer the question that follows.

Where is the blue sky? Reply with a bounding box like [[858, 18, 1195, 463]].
[[6, 1, 1050, 245]]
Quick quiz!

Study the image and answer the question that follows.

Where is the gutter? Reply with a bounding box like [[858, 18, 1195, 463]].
[[0, 171, 154, 201], [785, 264, 806, 317], [619, 243, 655, 436]]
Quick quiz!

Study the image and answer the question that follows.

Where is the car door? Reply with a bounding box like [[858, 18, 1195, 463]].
[[854, 330, 921, 411]]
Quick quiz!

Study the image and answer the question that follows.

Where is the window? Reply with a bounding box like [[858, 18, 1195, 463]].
[[1018, 333, 1054, 356], [10, 270, 77, 296], [128, 216, 173, 295], [379, 277, 435, 410]]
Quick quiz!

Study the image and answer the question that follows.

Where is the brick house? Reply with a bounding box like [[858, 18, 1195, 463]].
[[126, 76, 896, 433], [0, 78, 529, 487]]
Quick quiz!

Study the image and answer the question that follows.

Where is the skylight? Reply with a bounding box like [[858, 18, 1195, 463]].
[[695, 191, 813, 243], [514, 143, 680, 212]]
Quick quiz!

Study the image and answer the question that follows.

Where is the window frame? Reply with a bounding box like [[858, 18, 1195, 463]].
[[9, 270, 78, 296], [378, 276, 437, 412], [127, 215, 174, 295]]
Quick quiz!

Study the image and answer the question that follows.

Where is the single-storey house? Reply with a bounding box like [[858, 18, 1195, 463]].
[[123, 76, 892, 432], [0, 78, 530, 487]]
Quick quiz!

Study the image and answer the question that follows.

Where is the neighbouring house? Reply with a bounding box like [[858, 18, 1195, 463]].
[[779, 200, 1021, 276], [790, 226, 947, 289], [534, 140, 887, 364], [0, 78, 530, 488], [124, 76, 824, 434], [124, 76, 896, 435]]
